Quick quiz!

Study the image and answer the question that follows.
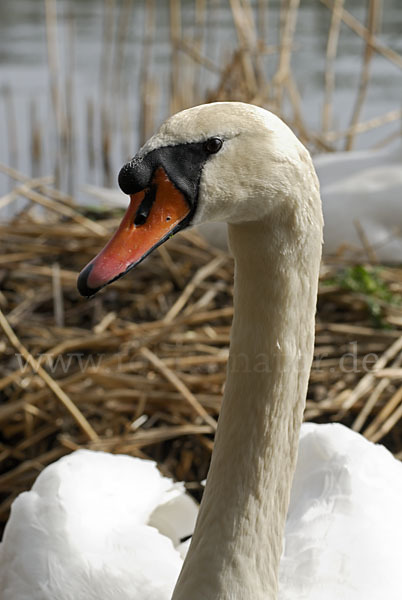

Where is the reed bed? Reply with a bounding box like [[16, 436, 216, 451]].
[[1, 0, 402, 535], [1, 175, 402, 534]]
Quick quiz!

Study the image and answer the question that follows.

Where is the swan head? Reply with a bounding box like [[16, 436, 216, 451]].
[[77, 102, 321, 296]]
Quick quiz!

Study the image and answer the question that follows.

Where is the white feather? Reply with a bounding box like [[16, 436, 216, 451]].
[[1, 424, 401, 599], [0, 451, 197, 600]]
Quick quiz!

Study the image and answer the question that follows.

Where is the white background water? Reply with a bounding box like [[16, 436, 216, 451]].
[[0, 0, 401, 200]]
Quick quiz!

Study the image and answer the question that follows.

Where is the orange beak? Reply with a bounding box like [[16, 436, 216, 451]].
[[77, 167, 191, 296]]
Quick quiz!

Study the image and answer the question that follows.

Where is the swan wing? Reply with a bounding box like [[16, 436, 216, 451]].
[[0, 450, 186, 600], [279, 423, 402, 600]]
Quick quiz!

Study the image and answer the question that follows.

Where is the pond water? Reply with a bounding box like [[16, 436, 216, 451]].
[[0, 0, 401, 200]]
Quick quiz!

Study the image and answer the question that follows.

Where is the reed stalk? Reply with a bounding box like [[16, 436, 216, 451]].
[[322, 0, 344, 134], [139, 0, 156, 146], [345, 0, 380, 150]]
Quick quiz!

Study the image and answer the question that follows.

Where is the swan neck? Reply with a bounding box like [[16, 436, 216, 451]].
[[172, 218, 321, 600]]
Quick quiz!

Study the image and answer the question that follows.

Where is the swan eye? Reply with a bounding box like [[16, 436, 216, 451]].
[[204, 137, 223, 154]]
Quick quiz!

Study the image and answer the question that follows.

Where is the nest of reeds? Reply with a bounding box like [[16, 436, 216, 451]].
[[1, 177, 402, 536]]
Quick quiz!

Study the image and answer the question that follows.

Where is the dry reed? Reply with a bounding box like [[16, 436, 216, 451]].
[[1, 0, 402, 536], [1, 174, 402, 535]]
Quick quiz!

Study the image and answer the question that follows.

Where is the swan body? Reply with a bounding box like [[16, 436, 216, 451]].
[[85, 144, 402, 261], [280, 423, 402, 600], [315, 147, 402, 261], [2, 424, 402, 599], [2, 102, 402, 598], [0, 451, 198, 600], [196, 145, 402, 260]]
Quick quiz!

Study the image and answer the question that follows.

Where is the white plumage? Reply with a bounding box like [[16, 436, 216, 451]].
[[280, 423, 402, 600], [3, 103, 402, 598], [1, 424, 402, 599], [0, 451, 197, 600]]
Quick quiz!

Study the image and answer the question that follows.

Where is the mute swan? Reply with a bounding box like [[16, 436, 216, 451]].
[[85, 143, 402, 261], [2, 423, 401, 599], [2, 102, 402, 599]]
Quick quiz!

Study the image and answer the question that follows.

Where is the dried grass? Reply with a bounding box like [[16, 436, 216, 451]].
[[1, 0, 402, 537], [1, 176, 402, 535]]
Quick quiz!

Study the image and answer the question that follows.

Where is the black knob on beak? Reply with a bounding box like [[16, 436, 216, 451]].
[[118, 156, 153, 195]]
